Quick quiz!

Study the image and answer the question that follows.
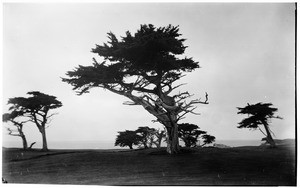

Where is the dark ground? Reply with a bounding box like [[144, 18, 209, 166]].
[[2, 142, 296, 185]]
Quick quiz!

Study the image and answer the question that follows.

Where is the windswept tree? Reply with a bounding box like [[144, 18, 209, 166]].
[[62, 24, 208, 154], [2, 111, 29, 150], [178, 123, 207, 147], [135, 126, 156, 148], [200, 134, 215, 147], [237, 102, 282, 147], [7, 91, 62, 151], [115, 130, 140, 149]]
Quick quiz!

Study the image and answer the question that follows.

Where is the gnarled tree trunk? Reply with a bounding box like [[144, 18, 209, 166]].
[[108, 87, 208, 154], [165, 122, 180, 154]]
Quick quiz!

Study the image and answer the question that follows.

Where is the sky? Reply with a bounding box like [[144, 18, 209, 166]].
[[2, 3, 296, 149]]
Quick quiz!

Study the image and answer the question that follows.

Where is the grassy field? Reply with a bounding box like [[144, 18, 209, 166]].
[[2, 142, 296, 186]]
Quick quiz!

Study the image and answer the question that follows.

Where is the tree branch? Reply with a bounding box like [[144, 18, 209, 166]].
[[7, 128, 20, 137], [46, 112, 59, 119]]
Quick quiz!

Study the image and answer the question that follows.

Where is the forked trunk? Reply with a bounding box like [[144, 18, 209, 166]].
[[124, 91, 181, 154], [262, 122, 276, 148], [165, 122, 180, 154]]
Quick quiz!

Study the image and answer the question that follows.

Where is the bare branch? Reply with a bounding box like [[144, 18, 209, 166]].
[[46, 112, 59, 119], [177, 116, 186, 121], [8, 133, 20, 137], [19, 120, 32, 124], [123, 101, 139, 105], [7, 128, 20, 137], [174, 92, 208, 122], [177, 107, 200, 122], [45, 124, 51, 129], [141, 94, 156, 103], [46, 119, 52, 125], [172, 83, 187, 91], [173, 91, 193, 102]]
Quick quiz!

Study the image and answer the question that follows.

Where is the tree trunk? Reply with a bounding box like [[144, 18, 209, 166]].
[[129, 145, 133, 149], [20, 134, 28, 150], [143, 142, 148, 149], [149, 137, 154, 148], [16, 125, 28, 150], [157, 138, 161, 149], [262, 122, 276, 148], [123, 91, 181, 154], [156, 134, 163, 148], [165, 122, 180, 154], [40, 127, 48, 151]]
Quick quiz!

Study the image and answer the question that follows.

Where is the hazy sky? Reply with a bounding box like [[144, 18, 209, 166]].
[[2, 3, 295, 149]]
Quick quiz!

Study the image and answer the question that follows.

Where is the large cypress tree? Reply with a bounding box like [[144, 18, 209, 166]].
[[63, 24, 208, 154]]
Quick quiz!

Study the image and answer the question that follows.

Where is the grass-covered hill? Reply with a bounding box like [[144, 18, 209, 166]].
[[2, 140, 295, 185]]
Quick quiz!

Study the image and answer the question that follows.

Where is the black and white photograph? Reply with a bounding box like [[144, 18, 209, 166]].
[[2, 2, 296, 186]]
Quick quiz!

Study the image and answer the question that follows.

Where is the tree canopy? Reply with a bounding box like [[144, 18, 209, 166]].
[[114, 126, 166, 149], [178, 123, 215, 147], [63, 24, 199, 96], [63, 24, 208, 154], [178, 123, 206, 147], [200, 134, 216, 147], [115, 130, 140, 149], [237, 102, 282, 129]]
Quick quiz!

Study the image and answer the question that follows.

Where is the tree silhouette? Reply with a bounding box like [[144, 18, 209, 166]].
[[135, 126, 156, 148], [62, 24, 208, 154], [178, 123, 207, 147], [7, 91, 62, 151], [2, 111, 30, 150], [152, 128, 166, 148], [115, 130, 140, 149], [237, 102, 282, 147], [200, 134, 215, 147]]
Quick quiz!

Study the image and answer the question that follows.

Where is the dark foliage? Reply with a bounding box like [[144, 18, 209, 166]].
[[6, 91, 62, 151], [135, 126, 156, 148], [201, 134, 216, 146], [62, 24, 198, 96], [237, 102, 282, 129], [178, 123, 212, 147], [8, 91, 62, 113], [62, 24, 207, 154], [237, 102, 282, 147], [115, 130, 140, 149]]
